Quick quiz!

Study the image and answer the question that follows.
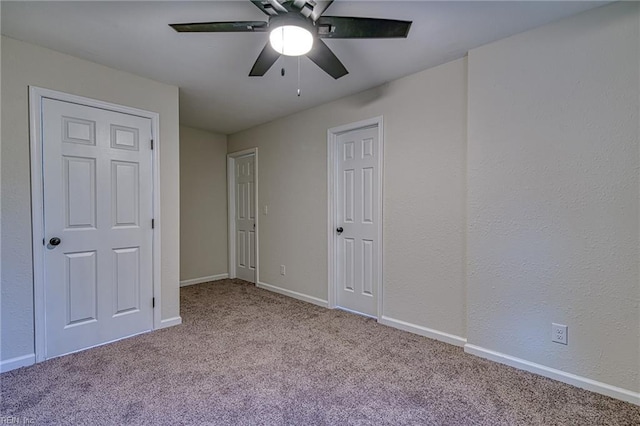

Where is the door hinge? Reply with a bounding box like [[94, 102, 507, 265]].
[[152, 297, 155, 308], [150, 139, 154, 150], [152, 219, 155, 229]]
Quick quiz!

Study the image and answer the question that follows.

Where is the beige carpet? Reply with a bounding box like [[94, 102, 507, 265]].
[[1, 279, 638, 425]]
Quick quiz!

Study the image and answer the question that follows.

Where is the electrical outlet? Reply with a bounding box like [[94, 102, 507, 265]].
[[280, 265, 286, 275], [552, 323, 568, 345], [264, 205, 269, 215]]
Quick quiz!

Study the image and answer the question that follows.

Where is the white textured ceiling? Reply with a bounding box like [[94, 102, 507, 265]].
[[2, 1, 607, 134]]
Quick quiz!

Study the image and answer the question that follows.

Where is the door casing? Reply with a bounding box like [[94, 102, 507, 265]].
[[327, 116, 384, 319], [227, 148, 259, 283], [29, 87, 162, 363]]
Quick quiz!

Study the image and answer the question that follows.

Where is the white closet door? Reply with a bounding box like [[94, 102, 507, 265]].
[[42, 98, 153, 358], [235, 155, 256, 282], [336, 126, 379, 316]]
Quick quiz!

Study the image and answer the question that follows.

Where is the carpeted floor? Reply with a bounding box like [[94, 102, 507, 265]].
[[1, 279, 639, 425]]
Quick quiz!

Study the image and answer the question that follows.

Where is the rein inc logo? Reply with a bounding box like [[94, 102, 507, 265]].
[[0, 417, 35, 425]]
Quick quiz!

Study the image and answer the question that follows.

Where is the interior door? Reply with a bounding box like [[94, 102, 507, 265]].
[[42, 98, 154, 359], [336, 126, 379, 317], [235, 154, 256, 282]]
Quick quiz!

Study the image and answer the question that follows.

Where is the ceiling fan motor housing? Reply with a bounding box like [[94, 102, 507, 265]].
[[268, 13, 316, 56], [268, 13, 315, 33]]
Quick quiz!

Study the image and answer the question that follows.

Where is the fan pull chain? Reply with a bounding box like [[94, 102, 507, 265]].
[[297, 56, 301, 97]]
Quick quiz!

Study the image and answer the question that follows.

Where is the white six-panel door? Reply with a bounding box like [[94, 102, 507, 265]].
[[235, 155, 256, 282], [42, 98, 154, 359], [336, 126, 380, 317]]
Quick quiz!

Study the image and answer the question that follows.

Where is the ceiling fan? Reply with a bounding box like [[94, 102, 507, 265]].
[[170, 0, 412, 79]]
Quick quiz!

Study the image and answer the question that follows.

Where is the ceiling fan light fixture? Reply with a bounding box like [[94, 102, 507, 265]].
[[269, 25, 313, 56]]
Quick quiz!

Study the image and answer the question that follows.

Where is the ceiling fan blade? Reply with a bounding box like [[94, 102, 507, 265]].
[[292, 0, 307, 9], [316, 17, 412, 38], [267, 0, 289, 13], [250, 0, 287, 16], [310, 0, 334, 21], [170, 21, 268, 32], [249, 42, 281, 76], [306, 39, 348, 79], [250, 1, 275, 16]]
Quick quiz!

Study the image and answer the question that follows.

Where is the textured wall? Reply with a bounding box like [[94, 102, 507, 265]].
[[180, 125, 228, 281], [228, 58, 468, 339], [467, 2, 639, 392], [1, 36, 181, 361]]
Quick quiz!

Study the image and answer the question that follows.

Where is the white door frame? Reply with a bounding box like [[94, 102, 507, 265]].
[[327, 116, 384, 319], [29, 87, 162, 363], [227, 148, 259, 282]]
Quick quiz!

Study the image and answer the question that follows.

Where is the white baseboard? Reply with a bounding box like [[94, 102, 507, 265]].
[[379, 316, 467, 347], [464, 344, 640, 406], [158, 316, 182, 329], [180, 274, 229, 287], [257, 281, 328, 308], [0, 354, 35, 373]]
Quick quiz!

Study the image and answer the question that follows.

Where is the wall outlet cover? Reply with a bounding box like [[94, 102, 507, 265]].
[[552, 323, 568, 345]]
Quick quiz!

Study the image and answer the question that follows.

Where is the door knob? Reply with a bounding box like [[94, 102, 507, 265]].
[[336, 227, 344, 234], [49, 237, 61, 246]]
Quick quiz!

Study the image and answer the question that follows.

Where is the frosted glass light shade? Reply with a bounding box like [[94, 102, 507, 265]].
[[269, 25, 313, 56]]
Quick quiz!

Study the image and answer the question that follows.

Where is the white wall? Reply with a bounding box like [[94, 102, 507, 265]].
[[467, 2, 639, 393], [1, 36, 181, 362], [229, 2, 639, 401], [180, 125, 228, 283], [228, 57, 469, 340]]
